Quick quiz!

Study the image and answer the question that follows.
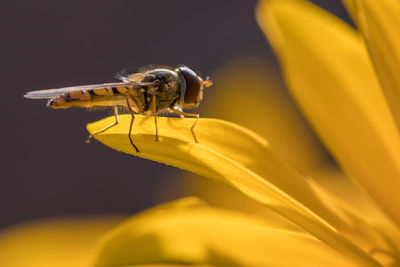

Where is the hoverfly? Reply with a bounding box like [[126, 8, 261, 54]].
[[24, 66, 213, 152]]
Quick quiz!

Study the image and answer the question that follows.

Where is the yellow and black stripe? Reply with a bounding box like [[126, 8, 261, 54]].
[[47, 87, 129, 109]]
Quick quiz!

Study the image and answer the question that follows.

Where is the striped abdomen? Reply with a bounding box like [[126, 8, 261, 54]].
[[47, 87, 130, 109]]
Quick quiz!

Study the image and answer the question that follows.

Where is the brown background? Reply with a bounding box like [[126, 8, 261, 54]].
[[0, 0, 350, 229]]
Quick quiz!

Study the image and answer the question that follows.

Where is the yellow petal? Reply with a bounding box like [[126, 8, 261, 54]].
[[87, 115, 379, 266], [94, 197, 357, 267], [182, 174, 302, 231], [343, 0, 400, 130], [201, 56, 330, 173], [184, 166, 400, 266], [256, 0, 400, 226], [308, 166, 400, 263], [0, 216, 123, 267]]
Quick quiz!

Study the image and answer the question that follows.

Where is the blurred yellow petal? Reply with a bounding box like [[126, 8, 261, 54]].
[[0, 216, 123, 267], [181, 174, 302, 231], [201, 56, 330, 173], [87, 115, 379, 266], [256, 0, 400, 226], [184, 166, 400, 260], [310, 165, 386, 223], [343, 0, 400, 130], [94, 197, 357, 267], [307, 166, 400, 261]]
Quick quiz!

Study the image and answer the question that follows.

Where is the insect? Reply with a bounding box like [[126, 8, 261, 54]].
[[24, 65, 213, 153]]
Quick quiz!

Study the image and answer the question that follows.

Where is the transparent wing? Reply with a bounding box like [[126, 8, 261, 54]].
[[24, 81, 155, 99]]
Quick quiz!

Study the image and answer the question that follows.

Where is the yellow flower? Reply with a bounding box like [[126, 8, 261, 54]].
[[2, 0, 400, 266]]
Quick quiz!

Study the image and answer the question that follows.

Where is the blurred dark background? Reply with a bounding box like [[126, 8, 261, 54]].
[[0, 0, 350, 229]]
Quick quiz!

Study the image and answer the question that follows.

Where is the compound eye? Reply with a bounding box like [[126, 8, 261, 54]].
[[179, 67, 202, 106]]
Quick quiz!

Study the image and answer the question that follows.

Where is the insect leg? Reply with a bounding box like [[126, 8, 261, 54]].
[[152, 94, 159, 142], [86, 106, 119, 143], [168, 109, 200, 143], [124, 96, 139, 153]]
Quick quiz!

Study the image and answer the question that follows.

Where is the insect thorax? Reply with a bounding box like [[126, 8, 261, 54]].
[[143, 68, 183, 112]]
